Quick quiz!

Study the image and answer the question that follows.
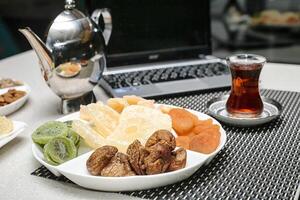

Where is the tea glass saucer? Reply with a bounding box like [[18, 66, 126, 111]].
[[207, 95, 282, 127]]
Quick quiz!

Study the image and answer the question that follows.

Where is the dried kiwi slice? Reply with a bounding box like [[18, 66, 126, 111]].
[[32, 121, 69, 145], [67, 129, 80, 146], [44, 137, 77, 165], [64, 120, 73, 128], [44, 150, 59, 166]]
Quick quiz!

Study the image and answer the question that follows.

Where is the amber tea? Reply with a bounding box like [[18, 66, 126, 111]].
[[226, 54, 266, 117]]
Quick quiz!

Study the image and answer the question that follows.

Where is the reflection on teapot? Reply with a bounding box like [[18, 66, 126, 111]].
[[19, 0, 112, 114]]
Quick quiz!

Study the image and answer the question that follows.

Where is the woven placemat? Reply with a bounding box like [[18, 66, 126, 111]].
[[31, 89, 300, 200]]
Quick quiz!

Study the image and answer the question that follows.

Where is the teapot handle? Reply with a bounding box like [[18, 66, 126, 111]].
[[91, 8, 112, 45]]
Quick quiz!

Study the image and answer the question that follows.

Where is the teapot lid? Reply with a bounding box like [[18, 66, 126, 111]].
[[52, 0, 86, 23], [46, 0, 104, 65]]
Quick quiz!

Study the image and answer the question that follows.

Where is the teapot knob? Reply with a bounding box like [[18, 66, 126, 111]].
[[65, 0, 76, 9]]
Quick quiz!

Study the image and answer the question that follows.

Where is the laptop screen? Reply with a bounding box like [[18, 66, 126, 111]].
[[97, 0, 211, 67]]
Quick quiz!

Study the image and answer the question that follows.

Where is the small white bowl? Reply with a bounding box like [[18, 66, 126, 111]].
[[0, 121, 27, 148], [32, 105, 227, 191], [0, 84, 31, 116]]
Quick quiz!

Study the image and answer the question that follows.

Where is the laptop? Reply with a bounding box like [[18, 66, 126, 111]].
[[98, 0, 230, 97]]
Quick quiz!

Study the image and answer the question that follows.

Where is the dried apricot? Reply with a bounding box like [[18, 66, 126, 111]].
[[191, 124, 220, 135], [189, 130, 220, 154], [186, 111, 199, 125], [176, 136, 190, 149], [194, 119, 213, 126], [169, 108, 195, 135]]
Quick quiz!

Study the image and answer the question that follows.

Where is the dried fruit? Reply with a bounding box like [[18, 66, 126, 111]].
[[86, 146, 118, 175], [145, 130, 176, 151], [101, 152, 136, 177], [144, 143, 172, 175], [32, 121, 69, 145], [168, 148, 187, 172], [169, 108, 195, 135], [168, 107, 221, 154], [108, 105, 172, 147], [107, 98, 129, 113], [175, 136, 190, 149], [127, 140, 149, 175], [67, 129, 80, 146], [43, 137, 77, 165], [72, 120, 107, 149], [189, 130, 220, 154], [0, 116, 13, 135], [79, 102, 120, 137], [123, 95, 144, 105], [0, 89, 26, 106]]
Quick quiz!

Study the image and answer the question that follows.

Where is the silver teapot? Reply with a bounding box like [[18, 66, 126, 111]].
[[19, 0, 112, 114]]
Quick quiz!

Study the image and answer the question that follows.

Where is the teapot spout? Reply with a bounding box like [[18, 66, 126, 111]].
[[19, 27, 53, 80]]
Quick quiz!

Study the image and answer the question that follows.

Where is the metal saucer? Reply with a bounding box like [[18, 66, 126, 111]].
[[207, 95, 282, 127]]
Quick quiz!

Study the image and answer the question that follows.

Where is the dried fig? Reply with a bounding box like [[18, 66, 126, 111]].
[[101, 152, 136, 177], [168, 148, 187, 171], [86, 146, 118, 175], [144, 143, 172, 175], [145, 130, 176, 151]]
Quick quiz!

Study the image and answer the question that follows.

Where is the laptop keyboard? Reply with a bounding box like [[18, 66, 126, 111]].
[[102, 62, 229, 89]]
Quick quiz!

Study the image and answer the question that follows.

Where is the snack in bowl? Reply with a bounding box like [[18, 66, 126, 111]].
[[73, 101, 172, 153], [0, 78, 23, 89], [79, 102, 119, 137], [107, 98, 129, 113], [31, 121, 80, 165], [107, 105, 172, 152], [106, 95, 154, 113], [43, 137, 77, 165], [86, 130, 187, 177], [33, 95, 221, 170], [0, 89, 26, 106], [0, 116, 14, 135], [167, 108, 221, 154], [30, 95, 226, 191]]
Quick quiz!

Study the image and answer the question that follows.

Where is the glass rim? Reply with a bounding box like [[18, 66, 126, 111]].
[[226, 54, 266, 65]]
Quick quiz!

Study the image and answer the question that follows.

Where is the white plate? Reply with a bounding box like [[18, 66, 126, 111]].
[[32, 106, 227, 191], [0, 84, 31, 116], [0, 121, 27, 148]]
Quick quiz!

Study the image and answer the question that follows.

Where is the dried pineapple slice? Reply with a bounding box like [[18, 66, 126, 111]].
[[137, 99, 155, 108], [123, 95, 144, 105], [79, 102, 119, 137], [72, 120, 107, 149], [159, 105, 173, 114], [0, 116, 13, 135], [72, 120, 129, 152], [108, 105, 172, 146], [107, 97, 129, 113]]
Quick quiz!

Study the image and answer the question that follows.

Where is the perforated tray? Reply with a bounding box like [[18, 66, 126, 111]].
[[32, 89, 300, 200]]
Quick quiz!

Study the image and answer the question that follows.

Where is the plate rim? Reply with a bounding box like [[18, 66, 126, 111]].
[[0, 120, 27, 148]]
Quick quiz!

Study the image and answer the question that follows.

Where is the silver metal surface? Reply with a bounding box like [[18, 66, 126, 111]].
[[19, 0, 112, 114], [207, 95, 282, 127]]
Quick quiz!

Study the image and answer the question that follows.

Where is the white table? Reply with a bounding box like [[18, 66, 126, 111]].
[[0, 50, 299, 200]]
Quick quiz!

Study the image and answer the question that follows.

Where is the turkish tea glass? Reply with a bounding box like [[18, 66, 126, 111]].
[[226, 54, 266, 117]]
